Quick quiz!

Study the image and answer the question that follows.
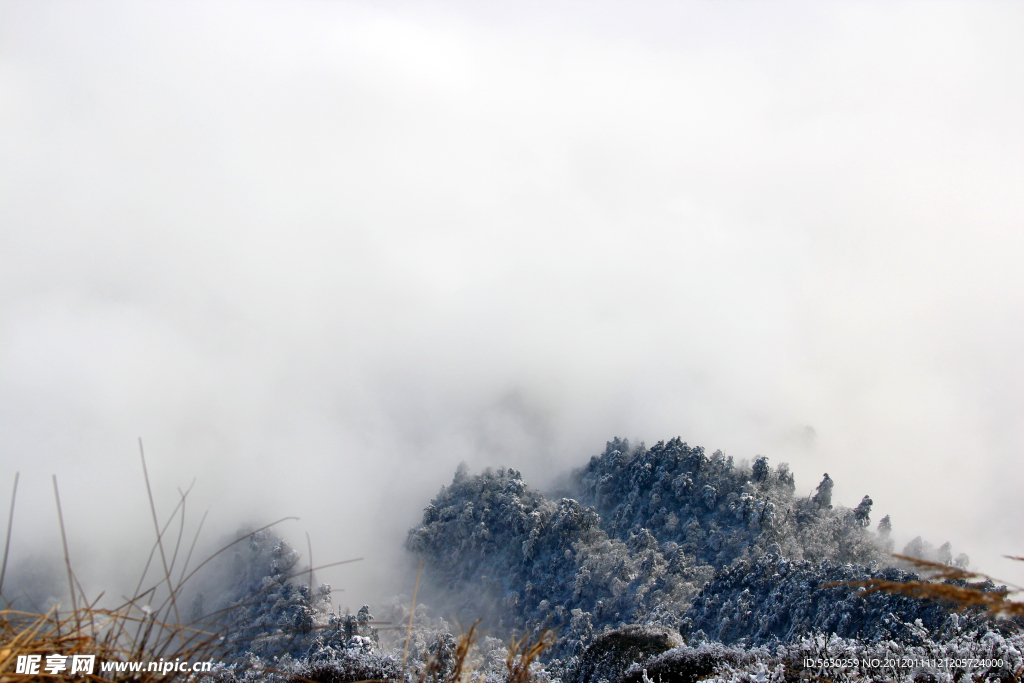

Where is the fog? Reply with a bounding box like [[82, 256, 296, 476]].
[[1, 1, 1022, 609]]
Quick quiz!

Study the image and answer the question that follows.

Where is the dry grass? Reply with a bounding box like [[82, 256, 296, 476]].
[[838, 554, 1024, 619], [414, 622, 480, 683], [0, 452, 554, 683], [503, 628, 555, 683], [406, 622, 553, 683], [0, 511, 294, 681], [0, 604, 214, 682], [0, 441, 322, 681]]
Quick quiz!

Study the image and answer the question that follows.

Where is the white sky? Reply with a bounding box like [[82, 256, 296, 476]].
[[1, 1, 1022, 607]]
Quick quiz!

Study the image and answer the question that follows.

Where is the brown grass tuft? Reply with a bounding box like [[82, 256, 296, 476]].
[[503, 627, 555, 683], [415, 622, 481, 683], [406, 622, 553, 683], [0, 446, 314, 681]]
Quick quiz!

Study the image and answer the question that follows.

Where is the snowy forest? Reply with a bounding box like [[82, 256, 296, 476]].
[[163, 438, 1021, 682]]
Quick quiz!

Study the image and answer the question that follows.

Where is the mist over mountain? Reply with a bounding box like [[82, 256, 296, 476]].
[[403, 438, 989, 654], [3, 3, 1023, 680], [185, 436, 1021, 682], [3, 435, 1015, 683]]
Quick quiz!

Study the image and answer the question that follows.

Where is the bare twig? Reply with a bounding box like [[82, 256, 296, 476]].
[[167, 480, 196, 578], [177, 508, 209, 590]]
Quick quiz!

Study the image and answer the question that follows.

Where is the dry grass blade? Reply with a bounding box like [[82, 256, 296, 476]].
[[415, 621, 481, 683], [403, 559, 422, 671], [846, 579, 1020, 616], [890, 554, 991, 582], [138, 439, 186, 652], [51, 477, 79, 631], [833, 553, 1024, 619], [0, 473, 18, 598]]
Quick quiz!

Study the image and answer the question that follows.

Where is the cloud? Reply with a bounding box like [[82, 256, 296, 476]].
[[1, 0, 1022, 604]]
